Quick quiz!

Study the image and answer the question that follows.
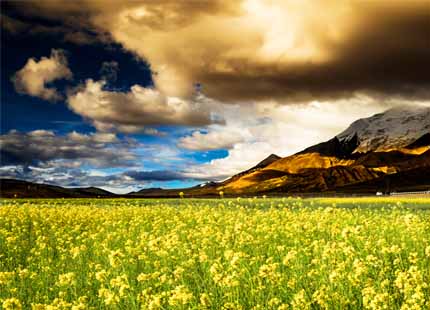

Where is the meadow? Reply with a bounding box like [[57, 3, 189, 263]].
[[1, 197, 429, 309]]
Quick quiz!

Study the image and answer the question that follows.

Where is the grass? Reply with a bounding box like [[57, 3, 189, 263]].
[[1, 197, 430, 309]]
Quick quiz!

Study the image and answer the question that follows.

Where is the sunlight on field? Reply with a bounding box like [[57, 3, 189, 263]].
[[1, 198, 430, 309]]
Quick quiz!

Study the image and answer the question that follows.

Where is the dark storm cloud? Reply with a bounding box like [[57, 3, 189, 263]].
[[1, 14, 108, 45], [5, 1, 429, 102], [0, 130, 138, 167], [198, 2, 430, 102]]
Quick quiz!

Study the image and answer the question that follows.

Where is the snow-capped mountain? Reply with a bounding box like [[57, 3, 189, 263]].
[[337, 106, 430, 153]]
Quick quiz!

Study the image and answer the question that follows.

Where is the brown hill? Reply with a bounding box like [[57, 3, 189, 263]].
[[0, 179, 114, 198], [217, 148, 429, 194]]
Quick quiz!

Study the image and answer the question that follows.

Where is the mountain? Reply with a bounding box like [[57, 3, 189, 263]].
[[179, 106, 430, 196], [251, 154, 282, 169], [298, 134, 359, 158], [0, 179, 115, 198], [337, 106, 430, 153], [71, 187, 114, 197], [128, 187, 164, 196], [222, 154, 282, 181]]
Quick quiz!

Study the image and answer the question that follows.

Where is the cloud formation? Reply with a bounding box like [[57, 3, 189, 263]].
[[0, 164, 193, 194], [11, 0, 429, 102], [12, 49, 72, 101], [0, 165, 134, 193], [0, 130, 138, 168], [67, 80, 223, 132], [3, 1, 430, 190], [112, 0, 430, 101], [1, 14, 108, 45], [182, 97, 395, 180], [178, 129, 245, 151]]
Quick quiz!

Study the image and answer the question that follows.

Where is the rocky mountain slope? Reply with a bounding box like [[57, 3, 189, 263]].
[[337, 106, 430, 153]]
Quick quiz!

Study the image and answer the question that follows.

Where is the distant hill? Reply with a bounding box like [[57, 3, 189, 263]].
[[0, 179, 115, 198], [128, 187, 164, 196]]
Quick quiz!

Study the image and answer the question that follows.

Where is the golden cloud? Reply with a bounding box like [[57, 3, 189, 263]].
[[67, 79, 223, 132], [8, 0, 430, 102], [12, 49, 72, 101]]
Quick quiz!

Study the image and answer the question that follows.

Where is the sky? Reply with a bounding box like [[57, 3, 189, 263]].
[[1, 0, 429, 193]]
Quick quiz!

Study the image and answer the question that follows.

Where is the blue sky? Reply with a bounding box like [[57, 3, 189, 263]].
[[0, 6, 231, 192], [1, 1, 429, 193]]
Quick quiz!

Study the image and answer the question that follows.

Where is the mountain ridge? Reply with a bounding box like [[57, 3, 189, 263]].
[[0, 178, 115, 198]]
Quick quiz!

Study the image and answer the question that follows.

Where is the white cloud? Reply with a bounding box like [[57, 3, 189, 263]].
[[67, 80, 223, 133], [183, 96, 391, 180], [183, 141, 277, 180], [94, 124, 166, 136], [178, 128, 245, 151], [12, 49, 72, 101]]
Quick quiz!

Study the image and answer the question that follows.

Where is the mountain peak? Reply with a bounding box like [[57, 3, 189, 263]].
[[337, 106, 430, 153], [299, 134, 359, 158], [253, 154, 282, 169]]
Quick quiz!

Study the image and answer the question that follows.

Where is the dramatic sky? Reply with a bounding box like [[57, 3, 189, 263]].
[[1, 0, 429, 193]]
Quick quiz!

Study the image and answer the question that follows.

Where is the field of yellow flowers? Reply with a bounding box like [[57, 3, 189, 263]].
[[1, 197, 430, 309]]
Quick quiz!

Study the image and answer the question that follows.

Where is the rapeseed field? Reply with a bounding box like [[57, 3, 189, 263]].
[[1, 197, 429, 309]]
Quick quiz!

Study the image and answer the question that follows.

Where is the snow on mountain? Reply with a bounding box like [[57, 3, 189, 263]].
[[337, 106, 430, 153]]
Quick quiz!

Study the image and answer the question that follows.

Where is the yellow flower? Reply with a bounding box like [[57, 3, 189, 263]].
[[108, 249, 124, 268], [283, 250, 297, 266], [2, 298, 22, 310], [98, 288, 119, 305], [425, 246, 430, 258], [137, 273, 151, 282], [0, 271, 15, 285], [95, 270, 108, 282], [291, 289, 309, 309], [56, 272, 76, 286], [200, 293, 211, 307], [168, 285, 193, 306], [148, 296, 162, 310], [268, 298, 281, 307]]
